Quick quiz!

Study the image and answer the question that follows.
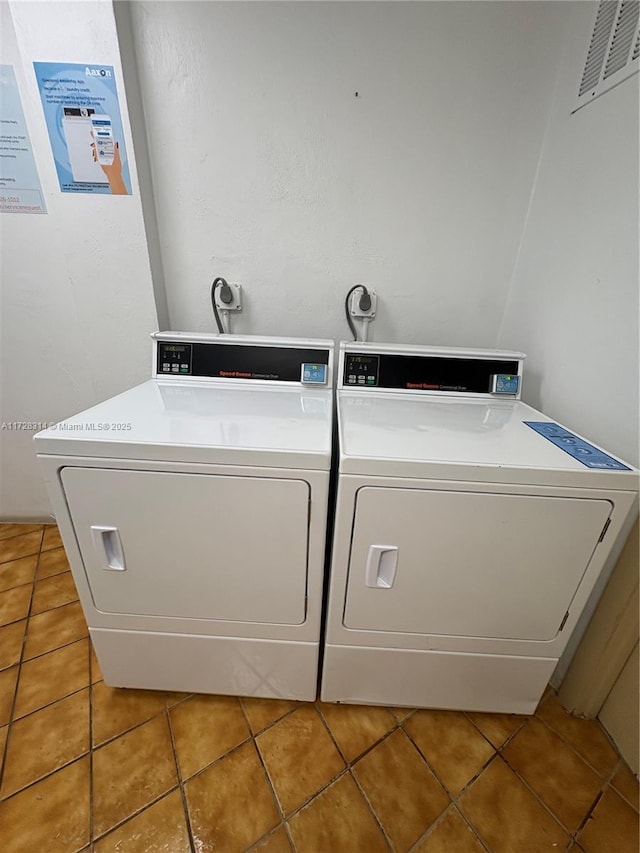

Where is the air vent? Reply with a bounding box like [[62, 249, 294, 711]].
[[574, 1, 640, 113]]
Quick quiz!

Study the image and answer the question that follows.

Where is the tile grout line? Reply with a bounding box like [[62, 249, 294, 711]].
[[517, 710, 634, 842], [399, 718, 461, 796], [0, 562, 92, 815], [249, 702, 393, 842], [572, 757, 631, 844], [7, 644, 91, 727], [572, 789, 603, 847], [87, 638, 95, 853], [21, 599, 87, 664], [533, 701, 622, 781], [463, 709, 527, 752], [398, 727, 505, 853], [165, 699, 198, 853], [240, 698, 296, 852], [316, 701, 403, 766], [347, 766, 395, 851], [408, 802, 492, 853], [312, 706, 396, 851], [244, 825, 292, 853], [1, 750, 92, 803], [454, 754, 520, 852], [607, 757, 640, 814], [495, 750, 592, 842], [90, 699, 167, 750], [0, 527, 45, 796], [498, 707, 621, 839], [91, 784, 183, 846], [461, 702, 628, 847], [180, 735, 253, 788], [130, 710, 278, 848], [245, 702, 303, 738]]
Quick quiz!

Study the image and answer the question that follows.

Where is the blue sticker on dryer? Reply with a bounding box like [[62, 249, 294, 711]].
[[524, 422, 631, 470]]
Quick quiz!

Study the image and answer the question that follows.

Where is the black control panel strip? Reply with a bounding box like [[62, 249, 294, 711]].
[[158, 342, 330, 382], [343, 352, 520, 393]]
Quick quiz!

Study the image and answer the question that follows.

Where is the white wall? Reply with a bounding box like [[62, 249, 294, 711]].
[[0, 0, 158, 520], [129, 0, 569, 344], [498, 2, 639, 468]]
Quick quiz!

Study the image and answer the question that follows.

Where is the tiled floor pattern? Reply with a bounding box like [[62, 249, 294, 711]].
[[0, 523, 638, 852]]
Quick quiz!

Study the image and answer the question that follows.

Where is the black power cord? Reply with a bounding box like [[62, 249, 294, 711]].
[[211, 277, 233, 334], [344, 284, 371, 341]]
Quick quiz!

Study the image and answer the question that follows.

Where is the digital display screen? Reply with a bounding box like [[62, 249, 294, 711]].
[[302, 363, 328, 384], [158, 342, 193, 375], [344, 354, 380, 386]]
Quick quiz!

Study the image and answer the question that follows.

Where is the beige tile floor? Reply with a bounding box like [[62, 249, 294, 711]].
[[0, 522, 638, 852]]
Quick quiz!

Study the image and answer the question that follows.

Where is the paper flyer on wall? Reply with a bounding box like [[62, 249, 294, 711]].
[[33, 61, 132, 195], [0, 64, 46, 214]]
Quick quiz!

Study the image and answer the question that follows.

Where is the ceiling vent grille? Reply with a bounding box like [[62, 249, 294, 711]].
[[574, 1, 640, 113]]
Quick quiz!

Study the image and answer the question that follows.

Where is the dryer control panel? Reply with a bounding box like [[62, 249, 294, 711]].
[[341, 347, 523, 397], [155, 335, 332, 385]]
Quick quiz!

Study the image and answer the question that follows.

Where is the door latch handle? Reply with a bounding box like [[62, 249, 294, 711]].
[[365, 545, 398, 588], [91, 526, 126, 571]]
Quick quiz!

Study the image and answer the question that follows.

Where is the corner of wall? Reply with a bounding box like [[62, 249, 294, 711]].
[[112, 0, 169, 330]]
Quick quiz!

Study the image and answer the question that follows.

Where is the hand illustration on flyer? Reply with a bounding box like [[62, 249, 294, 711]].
[[33, 62, 131, 195]]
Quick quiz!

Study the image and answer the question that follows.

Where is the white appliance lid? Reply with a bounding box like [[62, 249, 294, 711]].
[[338, 392, 638, 488], [35, 380, 333, 470]]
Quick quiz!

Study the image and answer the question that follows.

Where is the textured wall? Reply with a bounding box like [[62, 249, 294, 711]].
[[129, 1, 567, 344]]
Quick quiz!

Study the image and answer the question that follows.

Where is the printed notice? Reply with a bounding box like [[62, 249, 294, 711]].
[[0, 65, 46, 214], [34, 61, 131, 195]]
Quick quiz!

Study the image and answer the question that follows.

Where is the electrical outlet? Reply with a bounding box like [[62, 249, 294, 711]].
[[349, 289, 377, 318], [214, 283, 242, 312]]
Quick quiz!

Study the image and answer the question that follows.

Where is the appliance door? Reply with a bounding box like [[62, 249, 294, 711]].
[[61, 467, 310, 625], [343, 487, 612, 641]]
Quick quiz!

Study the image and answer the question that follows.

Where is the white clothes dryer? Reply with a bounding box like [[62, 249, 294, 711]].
[[321, 341, 638, 714], [35, 333, 334, 701]]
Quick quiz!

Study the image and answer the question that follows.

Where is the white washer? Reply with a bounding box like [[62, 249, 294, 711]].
[[35, 332, 334, 701], [321, 341, 638, 714]]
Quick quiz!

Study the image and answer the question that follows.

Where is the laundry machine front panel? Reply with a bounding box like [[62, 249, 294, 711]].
[[61, 467, 310, 625], [343, 486, 612, 641]]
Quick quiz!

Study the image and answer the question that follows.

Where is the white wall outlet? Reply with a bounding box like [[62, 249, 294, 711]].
[[214, 282, 242, 312], [349, 289, 377, 318]]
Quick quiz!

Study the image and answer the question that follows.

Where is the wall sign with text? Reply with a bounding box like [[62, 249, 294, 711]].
[[33, 62, 132, 195], [0, 64, 46, 214]]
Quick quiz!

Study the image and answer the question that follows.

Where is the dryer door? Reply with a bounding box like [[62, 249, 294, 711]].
[[61, 467, 310, 624], [343, 487, 612, 641]]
